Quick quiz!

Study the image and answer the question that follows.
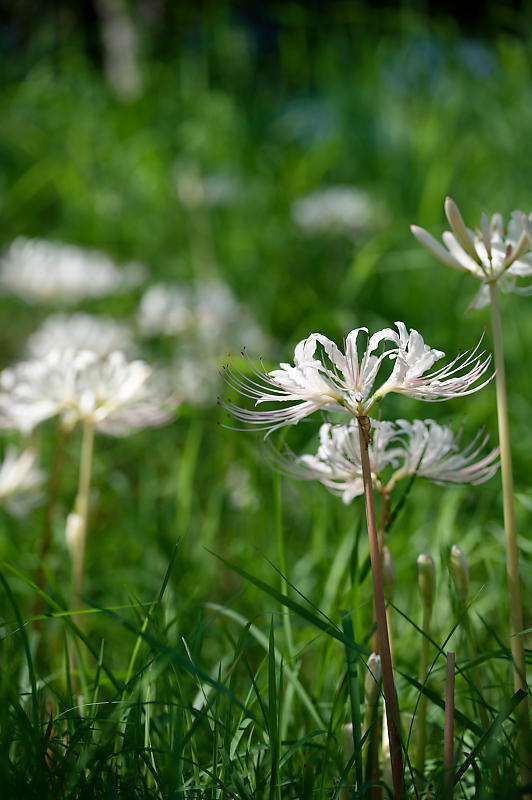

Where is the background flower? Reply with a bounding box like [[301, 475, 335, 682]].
[[0, 237, 145, 304]]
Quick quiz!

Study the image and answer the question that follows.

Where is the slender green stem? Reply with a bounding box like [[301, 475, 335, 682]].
[[71, 421, 95, 615], [36, 422, 67, 593], [342, 612, 363, 792], [358, 416, 404, 799], [488, 284, 531, 785], [462, 610, 490, 731], [415, 603, 431, 782]]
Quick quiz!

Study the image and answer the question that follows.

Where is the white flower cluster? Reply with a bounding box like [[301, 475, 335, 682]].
[[0, 349, 174, 436], [139, 280, 266, 406], [280, 418, 499, 504], [27, 313, 136, 359], [0, 237, 144, 304], [0, 446, 44, 516], [222, 320, 497, 500], [221, 321, 491, 434]]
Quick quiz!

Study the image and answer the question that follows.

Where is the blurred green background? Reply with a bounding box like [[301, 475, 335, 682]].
[[1, 0, 531, 663]]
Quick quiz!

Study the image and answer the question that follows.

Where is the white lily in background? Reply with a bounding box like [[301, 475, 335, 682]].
[[0, 446, 44, 516], [27, 313, 136, 359], [411, 197, 532, 309], [0, 349, 175, 435], [0, 237, 144, 305], [221, 322, 492, 435]]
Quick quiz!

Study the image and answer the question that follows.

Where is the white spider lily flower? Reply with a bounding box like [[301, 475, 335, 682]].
[[376, 324, 492, 403], [220, 322, 492, 435], [0, 237, 144, 304], [411, 198, 532, 309], [0, 446, 44, 516], [268, 419, 401, 504], [389, 419, 500, 487], [0, 350, 175, 435], [271, 418, 498, 504], [27, 313, 136, 358], [295, 419, 401, 503]]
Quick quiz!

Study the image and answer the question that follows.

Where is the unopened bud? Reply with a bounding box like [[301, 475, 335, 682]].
[[417, 553, 435, 608], [364, 652, 382, 706], [65, 512, 83, 558], [449, 544, 469, 604], [341, 723, 354, 761], [382, 545, 396, 602]]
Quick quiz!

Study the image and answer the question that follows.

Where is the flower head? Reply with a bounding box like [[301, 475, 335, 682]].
[[272, 417, 498, 504], [27, 313, 136, 358], [0, 447, 44, 516], [0, 350, 175, 435], [391, 418, 499, 486], [220, 322, 492, 435], [290, 419, 400, 503], [0, 237, 144, 304], [411, 198, 532, 309]]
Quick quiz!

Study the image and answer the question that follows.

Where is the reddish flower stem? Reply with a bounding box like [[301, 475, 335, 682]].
[[358, 416, 404, 799]]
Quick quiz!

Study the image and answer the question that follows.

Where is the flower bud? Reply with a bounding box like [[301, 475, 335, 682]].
[[382, 545, 396, 602], [417, 553, 435, 608], [65, 512, 83, 558], [449, 544, 469, 604], [341, 723, 354, 761], [364, 652, 382, 706]]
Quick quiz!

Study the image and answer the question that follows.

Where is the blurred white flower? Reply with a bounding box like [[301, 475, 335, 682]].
[[292, 186, 383, 238], [139, 280, 263, 347], [221, 322, 492, 435], [0, 446, 44, 516], [274, 417, 498, 504], [140, 280, 267, 406], [138, 283, 193, 337], [411, 198, 532, 309], [0, 237, 145, 304], [0, 350, 175, 435], [225, 462, 259, 511], [27, 313, 136, 358]]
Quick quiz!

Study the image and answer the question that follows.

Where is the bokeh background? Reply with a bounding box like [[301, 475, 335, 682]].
[[1, 0, 532, 660]]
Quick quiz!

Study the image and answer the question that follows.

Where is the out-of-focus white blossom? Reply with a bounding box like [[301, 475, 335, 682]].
[[0, 350, 176, 435], [411, 198, 532, 309], [27, 313, 136, 358], [140, 280, 267, 406], [0, 237, 144, 304], [139, 280, 263, 348], [0, 446, 44, 516], [225, 462, 259, 511], [292, 186, 384, 238], [138, 284, 193, 337]]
